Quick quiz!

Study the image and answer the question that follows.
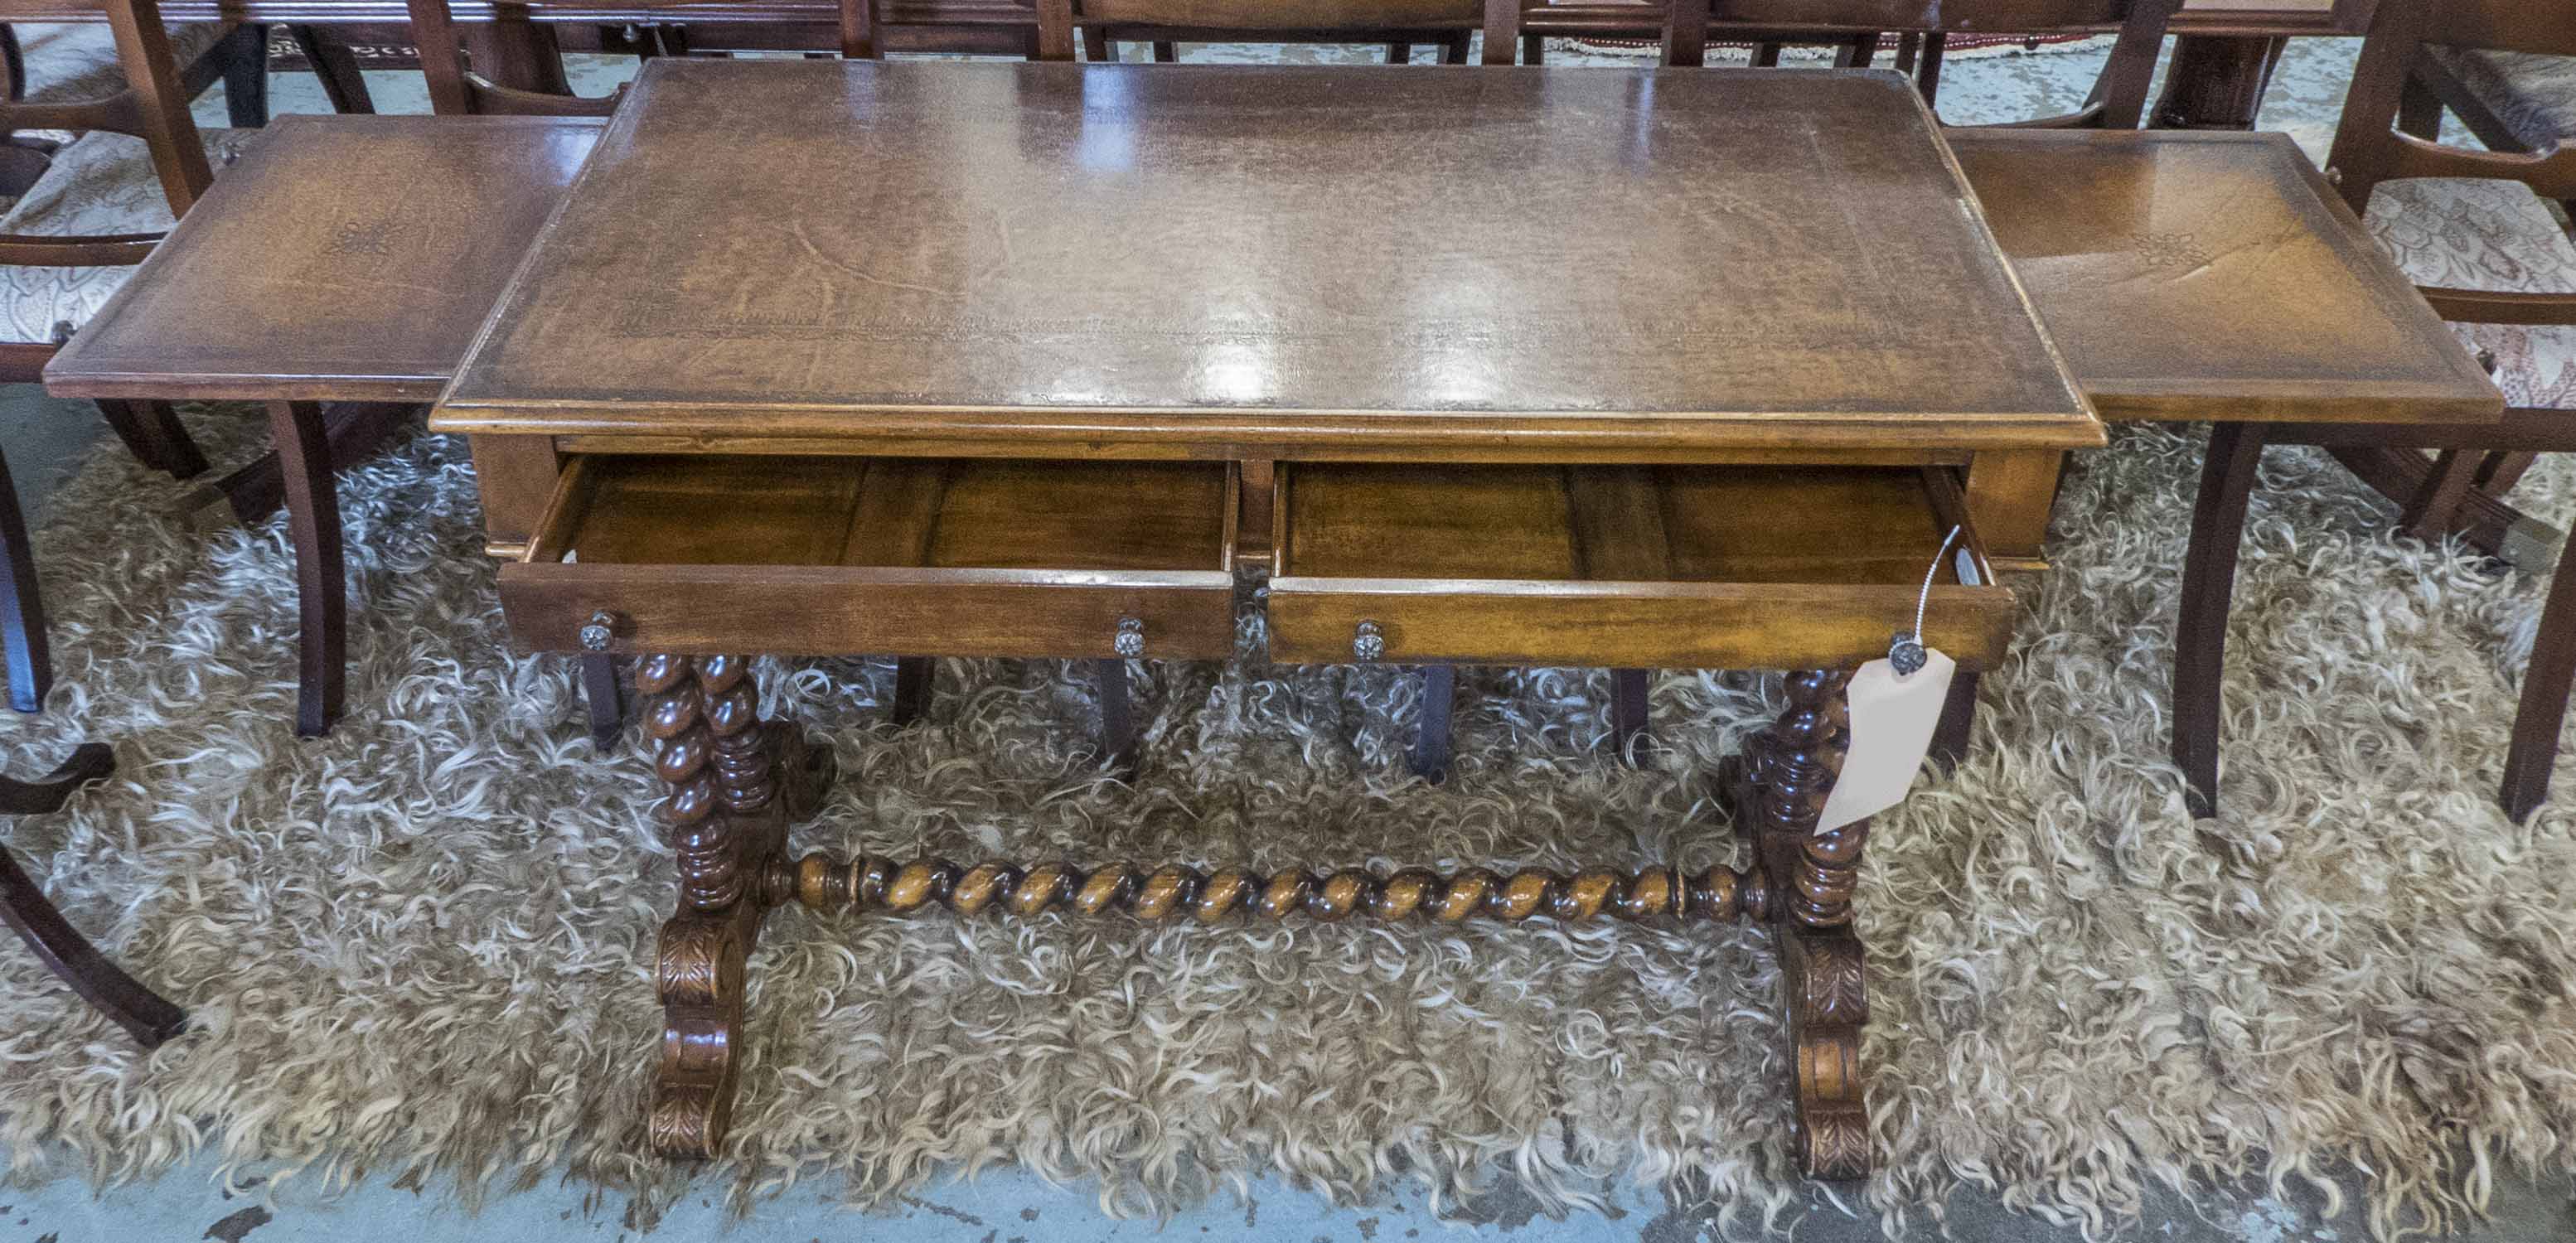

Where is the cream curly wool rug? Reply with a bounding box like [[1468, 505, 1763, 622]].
[[2, 405, 2575, 1240]]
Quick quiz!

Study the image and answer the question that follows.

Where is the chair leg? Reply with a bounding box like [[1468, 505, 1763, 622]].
[[1440, 31, 1470, 64], [2501, 528, 2576, 821], [94, 399, 210, 481], [889, 655, 933, 726], [224, 25, 270, 128], [1386, 41, 1411, 64], [2173, 423, 2267, 820], [1152, 41, 1178, 62], [579, 653, 621, 748], [1093, 658, 1137, 778], [1521, 33, 1542, 64], [271, 401, 346, 738], [1610, 668, 1649, 764], [1082, 27, 1111, 61], [289, 25, 375, 114], [0, 743, 187, 1048], [2399, 449, 2480, 545], [1915, 33, 1947, 104], [1410, 664, 1455, 782], [0, 446, 48, 714]]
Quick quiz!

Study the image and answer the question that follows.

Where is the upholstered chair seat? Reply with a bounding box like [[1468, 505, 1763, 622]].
[[2365, 177, 2576, 410], [0, 126, 257, 345]]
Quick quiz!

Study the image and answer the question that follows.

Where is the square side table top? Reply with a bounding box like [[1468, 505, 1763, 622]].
[[433, 59, 2101, 459], [1950, 128, 2500, 426], [46, 114, 602, 403]]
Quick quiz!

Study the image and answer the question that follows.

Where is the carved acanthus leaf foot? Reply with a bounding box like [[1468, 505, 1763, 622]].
[[1780, 924, 1871, 1179], [649, 900, 763, 1160]]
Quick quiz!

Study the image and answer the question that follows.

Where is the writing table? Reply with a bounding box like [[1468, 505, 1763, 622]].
[[430, 56, 2099, 1174]]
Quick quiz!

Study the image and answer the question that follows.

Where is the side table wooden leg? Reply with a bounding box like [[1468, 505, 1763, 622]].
[[1735, 669, 1871, 1179], [1093, 658, 1137, 779], [2174, 423, 2266, 819], [579, 653, 622, 748], [270, 401, 345, 737], [1610, 668, 1649, 764], [889, 656, 933, 727], [1410, 663, 1455, 783], [637, 653, 831, 1159], [1930, 669, 1978, 773]]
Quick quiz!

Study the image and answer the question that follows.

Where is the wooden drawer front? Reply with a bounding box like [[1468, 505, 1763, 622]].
[[500, 455, 1238, 659], [1266, 464, 2015, 670]]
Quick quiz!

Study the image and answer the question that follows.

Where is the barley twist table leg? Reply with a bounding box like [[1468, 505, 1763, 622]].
[[637, 653, 831, 1159], [1733, 669, 1872, 1179]]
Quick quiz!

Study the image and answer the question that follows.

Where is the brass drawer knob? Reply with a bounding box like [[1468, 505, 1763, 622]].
[[1353, 621, 1386, 662], [1113, 617, 1145, 658], [579, 609, 620, 652]]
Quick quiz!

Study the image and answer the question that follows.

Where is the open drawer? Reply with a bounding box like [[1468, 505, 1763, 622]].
[[500, 455, 1238, 659], [1266, 464, 2015, 671]]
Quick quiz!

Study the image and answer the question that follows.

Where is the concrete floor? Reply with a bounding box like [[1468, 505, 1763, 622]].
[[5, 46, 2576, 1243]]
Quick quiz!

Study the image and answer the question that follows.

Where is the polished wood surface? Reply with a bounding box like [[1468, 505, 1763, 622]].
[[433, 59, 2099, 458], [1952, 129, 2500, 425], [46, 114, 602, 402]]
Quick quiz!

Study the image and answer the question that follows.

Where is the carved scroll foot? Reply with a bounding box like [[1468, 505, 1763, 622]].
[[1780, 924, 1871, 1180], [649, 898, 761, 1159], [635, 653, 833, 1160]]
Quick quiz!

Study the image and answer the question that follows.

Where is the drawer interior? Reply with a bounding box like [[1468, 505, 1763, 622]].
[[1277, 464, 1986, 588], [530, 455, 1237, 573]]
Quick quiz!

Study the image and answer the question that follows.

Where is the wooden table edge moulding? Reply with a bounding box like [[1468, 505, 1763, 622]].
[[428, 57, 2105, 1176]]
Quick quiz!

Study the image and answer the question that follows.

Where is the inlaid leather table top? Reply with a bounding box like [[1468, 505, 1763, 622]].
[[431, 59, 2104, 459], [47, 114, 603, 402], [1950, 129, 2500, 426]]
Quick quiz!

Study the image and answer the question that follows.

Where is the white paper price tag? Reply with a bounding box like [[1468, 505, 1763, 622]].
[[1815, 648, 1954, 834]]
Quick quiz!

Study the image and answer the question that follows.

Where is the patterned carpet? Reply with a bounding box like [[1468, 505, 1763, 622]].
[[8, 31, 2576, 1243]]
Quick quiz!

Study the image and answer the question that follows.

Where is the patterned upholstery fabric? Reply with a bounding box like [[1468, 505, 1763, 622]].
[[2423, 46, 2576, 153], [12, 22, 230, 108], [2365, 177, 2576, 410], [0, 126, 254, 345]]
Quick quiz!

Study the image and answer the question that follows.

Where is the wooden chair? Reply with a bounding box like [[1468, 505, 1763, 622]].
[[1062, 0, 1481, 66], [2346, 11, 2576, 556], [2180, 0, 2576, 821], [0, 741, 184, 1047], [1528, 0, 2178, 126]]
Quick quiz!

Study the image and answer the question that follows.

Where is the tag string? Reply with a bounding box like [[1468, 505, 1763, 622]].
[[1911, 525, 1963, 642]]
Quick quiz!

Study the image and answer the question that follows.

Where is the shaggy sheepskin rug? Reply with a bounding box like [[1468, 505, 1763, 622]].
[[2, 406, 2574, 1241]]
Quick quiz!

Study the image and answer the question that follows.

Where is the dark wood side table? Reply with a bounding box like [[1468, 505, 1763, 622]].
[[1950, 128, 2502, 815], [45, 113, 608, 739], [432, 58, 2101, 1173]]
